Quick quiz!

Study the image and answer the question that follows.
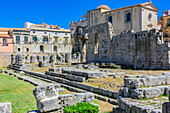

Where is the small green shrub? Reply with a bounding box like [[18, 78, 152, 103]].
[[63, 102, 99, 113], [77, 52, 80, 54]]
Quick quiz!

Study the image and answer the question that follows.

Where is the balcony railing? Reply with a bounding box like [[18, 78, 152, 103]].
[[2, 43, 8, 46]]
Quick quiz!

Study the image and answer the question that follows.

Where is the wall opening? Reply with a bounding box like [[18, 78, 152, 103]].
[[125, 11, 131, 22], [54, 46, 57, 53], [108, 16, 112, 24], [40, 45, 44, 53], [94, 33, 99, 54], [2, 38, 7, 46]]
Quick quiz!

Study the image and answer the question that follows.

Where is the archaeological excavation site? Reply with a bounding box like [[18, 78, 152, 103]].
[[0, 1, 170, 113]]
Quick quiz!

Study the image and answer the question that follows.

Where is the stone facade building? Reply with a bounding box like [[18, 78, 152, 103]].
[[13, 22, 72, 56], [0, 28, 14, 67], [0, 23, 72, 67], [162, 10, 170, 42], [70, 1, 170, 69], [70, 19, 88, 62], [157, 10, 170, 42]]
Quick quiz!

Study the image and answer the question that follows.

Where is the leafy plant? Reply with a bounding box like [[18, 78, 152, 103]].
[[63, 102, 99, 113], [25, 56, 28, 59], [77, 52, 80, 54]]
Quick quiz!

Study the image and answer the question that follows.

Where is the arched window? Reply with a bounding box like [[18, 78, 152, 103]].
[[40, 45, 44, 53], [125, 12, 131, 22], [108, 16, 112, 24]]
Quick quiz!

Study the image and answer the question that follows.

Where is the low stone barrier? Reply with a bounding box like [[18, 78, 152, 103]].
[[34, 84, 94, 112], [45, 71, 86, 82], [9, 66, 118, 99], [119, 85, 170, 99], [49, 68, 62, 72], [0, 102, 12, 113], [162, 90, 170, 113], [124, 75, 170, 89], [114, 96, 162, 113], [62, 68, 108, 79]]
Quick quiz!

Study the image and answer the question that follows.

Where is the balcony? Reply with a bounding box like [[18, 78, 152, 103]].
[[2, 43, 8, 46], [43, 41, 48, 44], [167, 23, 170, 27]]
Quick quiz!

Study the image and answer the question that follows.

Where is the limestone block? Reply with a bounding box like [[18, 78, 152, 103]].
[[33, 84, 60, 100], [0, 102, 11, 113], [37, 97, 62, 112], [30, 55, 37, 63], [162, 102, 170, 113]]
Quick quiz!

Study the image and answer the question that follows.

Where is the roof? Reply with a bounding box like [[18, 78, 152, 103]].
[[0, 28, 10, 32], [96, 5, 111, 10], [102, 2, 158, 14], [0, 34, 11, 38], [81, 14, 87, 17]]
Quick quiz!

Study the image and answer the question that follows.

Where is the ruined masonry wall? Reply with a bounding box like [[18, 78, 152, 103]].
[[0, 53, 12, 67], [87, 22, 170, 69]]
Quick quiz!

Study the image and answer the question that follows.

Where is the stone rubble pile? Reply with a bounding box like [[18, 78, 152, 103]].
[[33, 84, 94, 112], [113, 73, 170, 113], [0, 102, 12, 113]]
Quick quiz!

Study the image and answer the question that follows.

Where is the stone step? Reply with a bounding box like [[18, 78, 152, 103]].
[[62, 68, 108, 79], [8, 67, 119, 105], [45, 71, 86, 82], [115, 96, 166, 113], [119, 85, 170, 99]]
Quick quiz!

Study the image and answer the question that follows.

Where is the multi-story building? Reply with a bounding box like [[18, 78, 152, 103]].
[[12, 22, 72, 56], [0, 22, 72, 67], [0, 28, 13, 53], [69, 19, 88, 62], [162, 10, 170, 42], [0, 28, 14, 67], [70, 1, 159, 62]]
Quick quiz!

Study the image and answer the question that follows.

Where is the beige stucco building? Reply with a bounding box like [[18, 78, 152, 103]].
[[86, 1, 158, 34], [70, 1, 159, 62]]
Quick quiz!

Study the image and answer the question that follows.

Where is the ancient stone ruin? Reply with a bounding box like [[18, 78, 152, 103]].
[[33, 84, 94, 112], [87, 22, 170, 70]]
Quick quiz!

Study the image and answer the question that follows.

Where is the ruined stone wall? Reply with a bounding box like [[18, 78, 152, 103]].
[[0, 53, 12, 67], [87, 22, 170, 69], [87, 22, 113, 63]]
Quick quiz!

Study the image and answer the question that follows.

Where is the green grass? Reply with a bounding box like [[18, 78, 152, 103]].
[[0, 73, 37, 113]]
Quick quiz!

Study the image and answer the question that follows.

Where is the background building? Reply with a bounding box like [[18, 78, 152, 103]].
[[0, 28, 14, 67], [12, 22, 72, 57], [162, 10, 170, 42], [70, 1, 159, 62]]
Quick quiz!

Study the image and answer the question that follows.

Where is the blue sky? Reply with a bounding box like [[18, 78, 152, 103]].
[[0, 0, 169, 29]]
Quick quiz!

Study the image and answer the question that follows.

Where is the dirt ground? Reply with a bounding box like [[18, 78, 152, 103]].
[[93, 99, 116, 113]]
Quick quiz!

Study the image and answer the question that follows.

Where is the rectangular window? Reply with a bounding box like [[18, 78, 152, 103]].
[[79, 28, 82, 35], [2, 38, 7, 46], [43, 37, 48, 44], [27, 48, 29, 52], [54, 37, 58, 44], [16, 36, 20, 44], [33, 37, 37, 42], [167, 18, 170, 26], [165, 31, 168, 37], [24, 36, 28, 44], [64, 37, 68, 46], [18, 48, 20, 52]]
